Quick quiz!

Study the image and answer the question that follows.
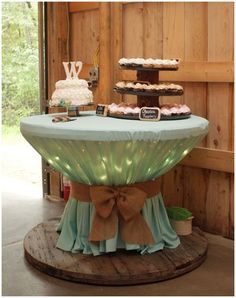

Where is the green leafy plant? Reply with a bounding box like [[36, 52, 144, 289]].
[[2, 2, 39, 129], [166, 207, 192, 221]]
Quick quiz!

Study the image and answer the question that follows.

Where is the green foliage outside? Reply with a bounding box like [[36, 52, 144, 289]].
[[2, 2, 39, 135]]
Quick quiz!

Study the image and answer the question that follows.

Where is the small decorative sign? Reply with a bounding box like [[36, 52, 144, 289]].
[[68, 106, 79, 117], [96, 104, 108, 117], [139, 107, 161, 121]]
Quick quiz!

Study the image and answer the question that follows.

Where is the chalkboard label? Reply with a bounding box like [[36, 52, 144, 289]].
[[139, 107, 161, 121], [96, 104, 108, 116]]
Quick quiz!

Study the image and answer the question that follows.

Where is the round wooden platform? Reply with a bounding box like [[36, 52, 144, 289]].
[[24, 219, 208, 285]]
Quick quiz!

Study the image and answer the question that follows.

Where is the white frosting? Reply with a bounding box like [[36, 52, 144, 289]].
[[50, 61, 93, 107], [55, 79, 88, 89], [145, 85, 155, 91], [116, 81, 126, 88], [126, 82, 135, 89], [118, 58, 128, 65], [133, 83, 144, 90], [119, 57, 179, 67], [143, 58, 155, 65]]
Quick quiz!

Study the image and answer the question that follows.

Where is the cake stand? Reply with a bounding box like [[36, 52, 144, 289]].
[[48, 102, 94, 115], [114, 62, 185, 115], [21, 112, 209, 285]]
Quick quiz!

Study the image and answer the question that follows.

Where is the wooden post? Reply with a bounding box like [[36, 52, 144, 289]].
[[99, 3, 111, 103], [46, 2, 70, 100], [137, 70, 160, 107], [45, 2, 70, 200], [111, 3, 123, 103]]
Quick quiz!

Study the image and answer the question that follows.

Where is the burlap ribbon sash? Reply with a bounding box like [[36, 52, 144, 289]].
[[70, 179, 161, 245]]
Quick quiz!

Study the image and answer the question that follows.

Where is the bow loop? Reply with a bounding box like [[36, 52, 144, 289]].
[[90, 186, 117, 218], [88, 185, 154, 244]]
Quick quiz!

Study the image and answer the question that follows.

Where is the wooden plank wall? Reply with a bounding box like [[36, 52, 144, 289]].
[[46, 2, 69, 100], [47, 2, 234, 238]]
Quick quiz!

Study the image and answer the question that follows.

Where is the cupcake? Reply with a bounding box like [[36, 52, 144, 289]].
[[143, 58, 155, 68], [118, 58, 129, 66], [115, 81, 126, 89], [144, 85, 156, 92]]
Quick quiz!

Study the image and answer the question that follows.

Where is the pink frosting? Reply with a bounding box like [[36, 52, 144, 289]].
[[117, 106, 126, 113], [108, 102, 191, 116], [170, 107, 179, 114], [133, 107, 141, 113], [124, 107, 134, 114], [161, 108, 172, 116], [161, 104, 191, 116], [178, 104, 191, 113], [108, 103, 141, 115]]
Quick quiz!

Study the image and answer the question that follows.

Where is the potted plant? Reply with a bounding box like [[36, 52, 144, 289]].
[[166, 207, 194, 236]]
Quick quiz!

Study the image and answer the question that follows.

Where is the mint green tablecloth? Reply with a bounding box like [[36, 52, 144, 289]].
[[20, 112, 208, 255]]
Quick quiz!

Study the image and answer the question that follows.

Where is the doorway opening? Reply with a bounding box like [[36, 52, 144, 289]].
[[2, 2, 42, 197]]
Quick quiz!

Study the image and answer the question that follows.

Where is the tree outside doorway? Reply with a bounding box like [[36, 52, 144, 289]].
[[2, 2, 42, 197]]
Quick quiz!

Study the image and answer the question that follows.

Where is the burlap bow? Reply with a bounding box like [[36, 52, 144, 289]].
[[70, 179, 161, 245], [88, 186, 155, 244]]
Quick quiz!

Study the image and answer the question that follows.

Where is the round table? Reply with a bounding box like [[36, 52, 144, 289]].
[[21, 111, 209, 284]]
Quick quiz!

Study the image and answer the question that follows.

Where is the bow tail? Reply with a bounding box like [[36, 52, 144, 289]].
[[89, 208, 118, 242], [120, 214, 155, 245]]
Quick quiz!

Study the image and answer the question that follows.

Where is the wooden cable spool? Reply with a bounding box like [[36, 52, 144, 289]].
[[24, 218, 208, 285]]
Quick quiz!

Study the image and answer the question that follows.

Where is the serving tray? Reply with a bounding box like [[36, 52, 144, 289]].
[[108, 112, 191, 121], [47, 102, 95, 108], [119, 65, 179, 71], [114, 87, 183, 97]]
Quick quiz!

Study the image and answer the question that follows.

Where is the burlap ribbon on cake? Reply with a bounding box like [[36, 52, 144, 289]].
[[70, 179, 161, 245]]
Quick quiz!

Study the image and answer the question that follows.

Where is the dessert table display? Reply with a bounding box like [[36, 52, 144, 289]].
[[21, 111, 209, 285]]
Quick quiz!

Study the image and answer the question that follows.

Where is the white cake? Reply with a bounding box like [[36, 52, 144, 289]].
[[49, 61, 93, 107]]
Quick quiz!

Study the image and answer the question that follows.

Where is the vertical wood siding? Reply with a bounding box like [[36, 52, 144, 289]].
[[47, 2, 234, 238]]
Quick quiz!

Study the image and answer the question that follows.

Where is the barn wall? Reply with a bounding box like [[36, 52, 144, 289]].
[[46, 2, 234, 238]]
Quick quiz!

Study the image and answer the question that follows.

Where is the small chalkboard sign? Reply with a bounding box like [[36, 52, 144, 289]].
[[139, 107, 161, 121], [96, 104, 108, 117]]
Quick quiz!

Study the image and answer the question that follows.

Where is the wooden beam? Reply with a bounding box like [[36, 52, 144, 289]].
[[180, 147, 234, 173], [69, 2, 99, 13], [121, 62, 234, 83]]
